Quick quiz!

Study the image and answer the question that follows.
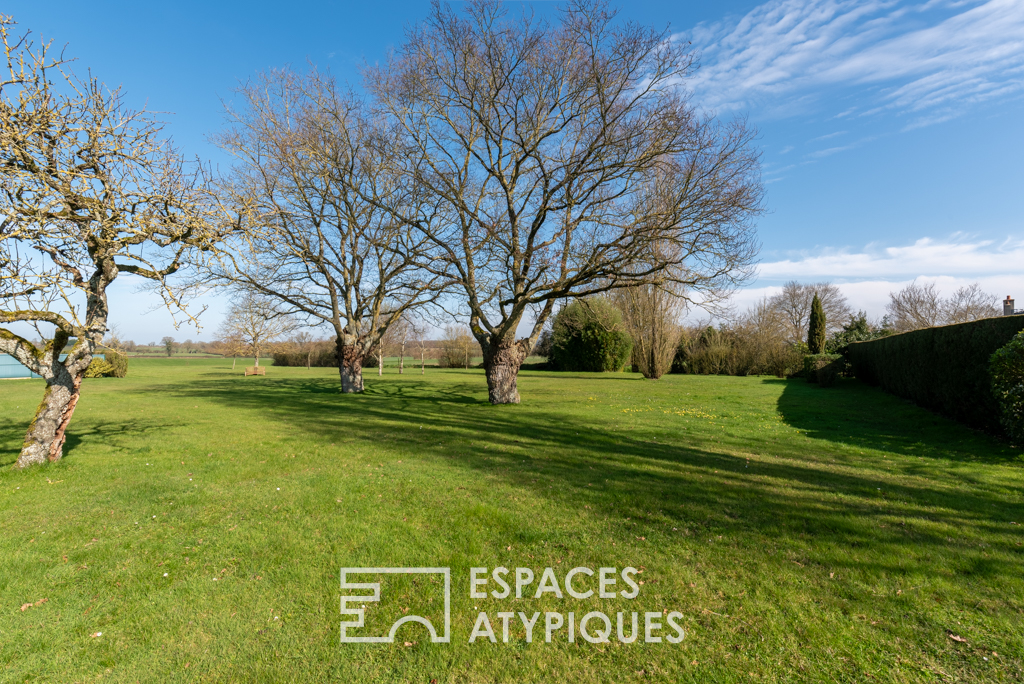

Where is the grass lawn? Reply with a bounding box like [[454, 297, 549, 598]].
[[1, 359, 1022, 683]]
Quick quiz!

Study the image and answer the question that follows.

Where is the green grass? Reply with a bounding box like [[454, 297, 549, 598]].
[[1, 358, 1022, 683]]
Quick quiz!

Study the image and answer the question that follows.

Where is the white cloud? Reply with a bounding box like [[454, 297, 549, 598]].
[[756, 235, 1024, 279], [716, 235, 1024, 319], [729, 274, 1021, 320], [681, 0, 1024, 127]]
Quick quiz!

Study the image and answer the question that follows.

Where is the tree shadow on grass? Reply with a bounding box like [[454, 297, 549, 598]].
[[124, 374, 1024, 582], [0, 417, 190, 468], [773, 377, 1023, 465]]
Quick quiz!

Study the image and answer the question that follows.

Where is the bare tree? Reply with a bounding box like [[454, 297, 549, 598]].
[[217, 333, 248, 370], [0, 17, 220, 468], [947, 283, 998, 324], [382, 313, 413, 374], [615, 285, 684, 379], [207, 67, 443, 392], [886, 280, 997, 332], [366, 0, 762, 403], [292, 330, 316, 369], [217, 293, 297, 367], [769, 281, 852, 344], [410, 319, 430, 374]]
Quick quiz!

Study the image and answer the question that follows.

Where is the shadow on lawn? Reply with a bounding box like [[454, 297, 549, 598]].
[[132, 373, 1024, 581], [0, 417, 190, 468], [774, 376, 1023, 465]]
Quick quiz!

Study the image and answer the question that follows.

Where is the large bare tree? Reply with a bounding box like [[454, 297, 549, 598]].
[[208, 68, 443, 392], [0, 17, 220, 468], [885, 280, 997, 332], [365, 0, 762, 404], [769, 281, 852, 344]]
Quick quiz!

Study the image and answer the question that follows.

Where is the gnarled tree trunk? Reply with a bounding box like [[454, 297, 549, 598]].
[[337, 338, 365, 393], [483, 339, 529, 404], [16, 349, 91, 469]]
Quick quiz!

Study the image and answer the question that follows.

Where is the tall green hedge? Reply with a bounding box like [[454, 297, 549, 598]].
[[847, 315, 1024, 433]]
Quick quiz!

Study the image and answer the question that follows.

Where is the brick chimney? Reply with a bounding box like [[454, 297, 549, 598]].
[[1005, 296, 1016, 316]]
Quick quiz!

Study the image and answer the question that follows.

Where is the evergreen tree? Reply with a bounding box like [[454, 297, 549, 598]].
[[808, 294, 826, 354]]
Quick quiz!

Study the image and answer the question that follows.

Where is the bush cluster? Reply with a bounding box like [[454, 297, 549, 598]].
[[84, 359, 115, 378], [549, 298, 632, 372], [848, 315, 1024, 433], [104, 350, 129, 378], [825, 313, 892, 354], [672, 326, 803, 378], [990, 330, 1024, 443], [84, 350, 129, 378], [272, 342, 339, 367]]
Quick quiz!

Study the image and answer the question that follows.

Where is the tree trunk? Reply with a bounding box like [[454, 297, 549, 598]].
[[421, 350, 425, 375], [337, 340, 364, 393], [399, 340, 405, 374], [306, 351, 311, 369], [483, 340, 528, 405], [378, 340, 383, 376], [16, 368, 84, 468], [232, 357, 236, 369]]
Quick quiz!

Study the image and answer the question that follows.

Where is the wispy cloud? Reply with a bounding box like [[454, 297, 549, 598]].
[[730, 274, 1021, 319], [680, 0, 1024, 128], [756, 235, 1024, 280]]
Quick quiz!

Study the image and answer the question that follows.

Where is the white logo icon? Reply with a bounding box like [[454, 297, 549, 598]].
[[340, 567, 451, 643]]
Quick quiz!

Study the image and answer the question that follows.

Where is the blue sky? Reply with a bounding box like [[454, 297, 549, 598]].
[[6, 0, 1023, 341]]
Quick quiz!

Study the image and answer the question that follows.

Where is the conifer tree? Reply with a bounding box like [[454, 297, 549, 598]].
[[808, 294, 826, 354]]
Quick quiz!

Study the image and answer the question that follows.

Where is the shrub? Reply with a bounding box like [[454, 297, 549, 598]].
[[84, 358, 115, 378], [990, 331, 1024, 443], [104, 350, 129, 377], [550, 297, 632, 372], [803, 354, 841, 385], [848, 314, 1024, 433]]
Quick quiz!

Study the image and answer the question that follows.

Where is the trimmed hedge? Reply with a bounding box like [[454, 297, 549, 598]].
[[847, 315, 1024, 433]]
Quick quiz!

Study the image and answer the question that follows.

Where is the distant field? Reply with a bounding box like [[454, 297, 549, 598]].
[[1, 358, 1021, 682]]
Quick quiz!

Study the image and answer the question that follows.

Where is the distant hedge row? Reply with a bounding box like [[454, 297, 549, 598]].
[[847, 315, 1024, 433], [272, 346, 339, 367]]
